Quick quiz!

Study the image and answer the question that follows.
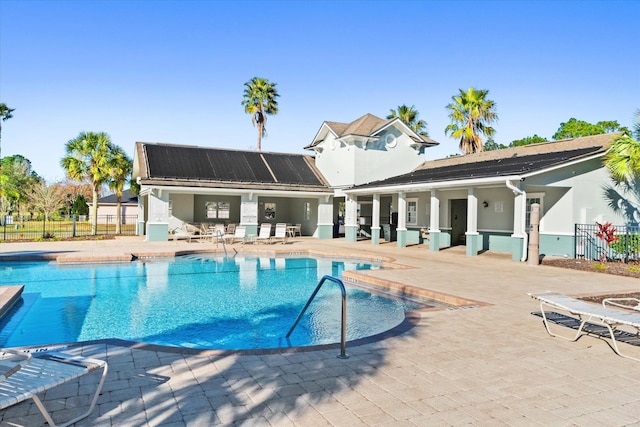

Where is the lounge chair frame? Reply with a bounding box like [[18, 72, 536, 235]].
[[0, 350, 108, 426], [529, 291, 640, 361]]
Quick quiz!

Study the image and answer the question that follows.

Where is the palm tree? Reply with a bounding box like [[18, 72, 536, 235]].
[[445, 88, 498, 154], [106, 145, 133, 234], [61, 131, 113, 235], [241, 77, 279, 151], [604, 134, 640, 182], [387, 104, 429, 137], [0, 103, 15, 163]]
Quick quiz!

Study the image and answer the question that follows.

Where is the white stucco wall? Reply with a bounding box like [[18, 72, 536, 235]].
[[314, 128, 425, 188]]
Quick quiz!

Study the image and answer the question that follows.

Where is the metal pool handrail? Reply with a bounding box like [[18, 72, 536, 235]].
[[286, 275, 349, 359], [215, 230, 228, 258]]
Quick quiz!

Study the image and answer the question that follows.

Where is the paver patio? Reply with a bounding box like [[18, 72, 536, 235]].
[[1, 237, 639, 426]]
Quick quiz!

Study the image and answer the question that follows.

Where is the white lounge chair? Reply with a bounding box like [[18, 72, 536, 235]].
[[255, 223, 272, 244], [529, 291, 640, 361], [0, 349, 108, 426], [225, 225, 246, 244], [274, 223, 287, 244]]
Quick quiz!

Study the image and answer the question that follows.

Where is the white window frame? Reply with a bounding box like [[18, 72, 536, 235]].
[[407, 198, 418, 226]]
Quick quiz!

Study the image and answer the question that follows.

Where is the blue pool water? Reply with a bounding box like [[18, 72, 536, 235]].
[[0, 255, 424, 350]]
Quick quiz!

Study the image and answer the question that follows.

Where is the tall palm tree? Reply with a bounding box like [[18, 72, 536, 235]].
[[61, 131, 113, 235], [241, 77, 279, 151], [445, 88, 498, 154], [0, 103, 15, 163], [106, 145, 133, 234], [387, 104, 429, 137]]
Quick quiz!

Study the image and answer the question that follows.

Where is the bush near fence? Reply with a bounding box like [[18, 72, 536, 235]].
[[0, 215, 138, 241], [575, 223, 640, 263]]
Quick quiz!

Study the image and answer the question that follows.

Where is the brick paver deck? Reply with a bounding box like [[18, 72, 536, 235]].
[[1, 237, 639, 426]]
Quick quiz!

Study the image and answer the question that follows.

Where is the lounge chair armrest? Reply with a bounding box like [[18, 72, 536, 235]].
[[0, 349, 32, 381], [603, 297, 640, 312]]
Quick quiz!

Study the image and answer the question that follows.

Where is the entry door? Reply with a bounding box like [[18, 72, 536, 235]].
[[450, 199, 467, 246]]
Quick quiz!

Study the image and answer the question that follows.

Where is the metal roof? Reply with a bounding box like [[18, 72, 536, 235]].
[[140, 143, 328, 189]]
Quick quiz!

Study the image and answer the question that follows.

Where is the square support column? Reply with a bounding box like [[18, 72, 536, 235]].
[[396, 192, 407, 248], [466, 188, 480, 256], [371, 194, 380, 245], [146, 189, 169, 241], [240, 194, 258, 236], [429, 190, 441, 251], [317, 196, 334, 239], [137, 194, 146, 236], [345, 195, 358, 242]]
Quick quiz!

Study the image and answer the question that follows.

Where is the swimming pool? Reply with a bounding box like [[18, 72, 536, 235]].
[[0, 255, 426, 350]]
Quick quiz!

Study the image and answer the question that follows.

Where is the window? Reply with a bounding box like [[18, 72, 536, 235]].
[[407, 198, 418, 226], [206, 202, 217, 219], [304, 202, 311, 220], [526, 193, 544, 230], [205, 201, 230, 219], [264, 202, 276, 220], [218, 202, 230, 219]]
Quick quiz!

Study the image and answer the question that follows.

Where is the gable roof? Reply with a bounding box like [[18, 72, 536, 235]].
[[97, 189, 138, 205], [134, 142, 331, 192], [305, 113, 438, 149], [349, 133, 618, 191]]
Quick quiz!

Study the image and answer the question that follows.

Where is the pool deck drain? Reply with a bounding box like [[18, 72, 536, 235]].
[[2, 237, 640, 426]]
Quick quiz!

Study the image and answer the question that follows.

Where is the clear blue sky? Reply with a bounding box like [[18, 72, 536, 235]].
[[1, 0, 638, 183]]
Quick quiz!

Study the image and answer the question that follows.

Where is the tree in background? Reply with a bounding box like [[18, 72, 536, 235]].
[[387, 104, 429, 137], [509, 134, 547, 147], [0, 103, 15, 163], [484, 135, 548, 151], [28, 182, 66, 236], [445, 88, 498, 154], [106, 145, 133, 234], [55, 179, 93, 216], [552, 118, 628, 140], [72, 194, 89, 216], [0, 155, 42, 221], [241, 77, 279, 151], [61, 132, 113, 235]]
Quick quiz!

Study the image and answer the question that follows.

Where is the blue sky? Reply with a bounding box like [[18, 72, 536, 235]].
[[1, 0, 638, 183]]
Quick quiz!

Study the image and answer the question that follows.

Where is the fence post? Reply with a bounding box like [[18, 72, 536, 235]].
[[625, 226, 629, 264], [72, 215, 77, 238], [3, 215, 6, 241]]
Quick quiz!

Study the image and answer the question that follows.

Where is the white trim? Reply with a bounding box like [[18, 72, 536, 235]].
[[406, 198, 418, 226], [141, 185, 331, 198], [345, 175, 524, 194]]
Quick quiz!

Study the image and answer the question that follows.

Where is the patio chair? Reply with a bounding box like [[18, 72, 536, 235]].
[[198, 223, 216, 242], [0, 349, 108, 427], [172, 222, 200, 242], [274, 223, 287, 244], [528, 291, 640, 361], [292, 224, 301, 237], [255, 223, 273, 244], [225, 225, 246, 244]]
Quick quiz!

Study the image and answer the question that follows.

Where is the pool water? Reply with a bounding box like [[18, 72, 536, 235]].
[[0, 255, 425, 350]]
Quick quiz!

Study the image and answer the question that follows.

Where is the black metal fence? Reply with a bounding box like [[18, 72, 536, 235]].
[[575, 223, 640, 263], [1, 215, 138, 241]]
